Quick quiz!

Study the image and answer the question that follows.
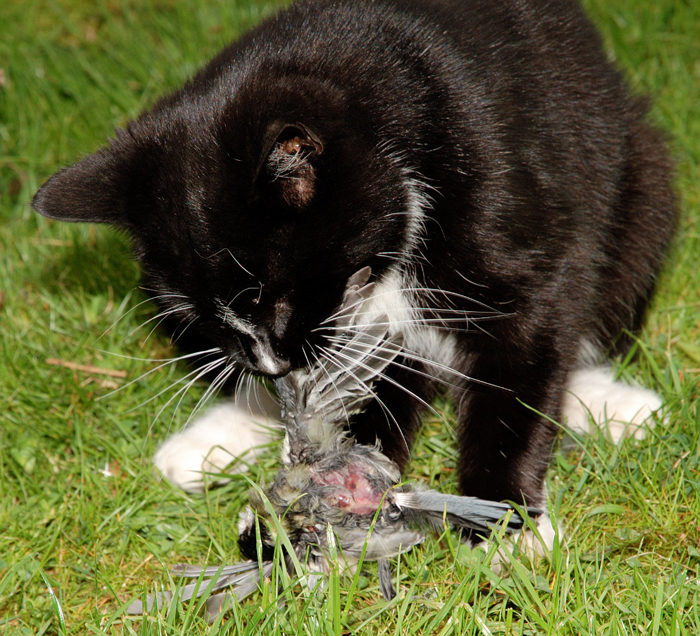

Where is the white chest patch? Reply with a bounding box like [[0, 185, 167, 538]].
[[360, 270, 458, 377]]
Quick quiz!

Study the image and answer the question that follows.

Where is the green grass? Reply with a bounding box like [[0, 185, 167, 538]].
[[1, 0, 699, 633]]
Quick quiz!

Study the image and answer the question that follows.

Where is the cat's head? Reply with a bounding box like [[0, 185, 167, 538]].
[[33, 71, 413, 377]]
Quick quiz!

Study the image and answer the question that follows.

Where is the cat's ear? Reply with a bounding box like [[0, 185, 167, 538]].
[[33, 131, 137, 225], [259, 122, 323, 209]]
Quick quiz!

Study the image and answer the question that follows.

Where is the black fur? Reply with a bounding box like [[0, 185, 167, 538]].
[[33, 0, 676, 509]]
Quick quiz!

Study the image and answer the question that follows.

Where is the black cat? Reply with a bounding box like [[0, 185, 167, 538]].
[[33, 0, 675, 539]]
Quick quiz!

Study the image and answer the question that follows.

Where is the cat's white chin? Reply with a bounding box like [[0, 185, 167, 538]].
[[153, 386, 281, 493]]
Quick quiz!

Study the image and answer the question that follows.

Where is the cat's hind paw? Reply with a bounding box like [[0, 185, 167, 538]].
[[563, 367, 664, 443]]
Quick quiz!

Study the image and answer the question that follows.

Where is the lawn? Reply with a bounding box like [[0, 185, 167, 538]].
[[1, 0, 699, 633]]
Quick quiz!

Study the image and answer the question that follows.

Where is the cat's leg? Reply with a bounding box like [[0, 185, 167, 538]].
[[562, 366, 663, 442], [570, 121, 673, 444], [479, 363, 664, 571], [153, 383, 281, 492], [454, 345, 564, 557]]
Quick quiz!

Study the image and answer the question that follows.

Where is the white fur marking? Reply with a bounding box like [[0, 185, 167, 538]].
[[480, 485, 557, 574], [153, 384, 282, 492], [485, 512, 558, 575], [382, 151, 432, 265], [563, 367, 663, 442], [251, 342, 285, 376], [216, 303, 255, 337], [361, 269, 458, 376]]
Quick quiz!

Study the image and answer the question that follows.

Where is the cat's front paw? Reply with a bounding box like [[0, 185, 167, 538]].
[[480, 511, 558, 575], [153, 390, 281, 492]]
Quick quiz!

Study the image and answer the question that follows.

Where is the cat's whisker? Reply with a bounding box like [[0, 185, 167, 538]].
[[399, 286, 505, 314], [169, 313, 200, 344], [95, 347, 219, 365], [323, 335, 464, 393], [317, 342, 445, 433], [181, 364, 230, 426], [317, 285, 505, 329], [316, 347, 408, 453], [323, 333, 510, 393], [249, 371, 279, 417], [147, 356, 228, 433], [135, 304, 196, 347], [307, 343, 354, 428], [96, 291, 148, 341], [318, 294, 369, 327], [209, 247, 259, 283], [118, 302, 195, 350], [316, 314, 498, 331], [320, 337, 464, 419], [312, 313, 501, 339], [234, 366, 248, 398], [97, 347, 221, 400], [96, 290, 189, 343], [221, 286, 260, 309], [184, 360, 239, 428], [138, 288, 190, 300], [127, 354, 225, 417]]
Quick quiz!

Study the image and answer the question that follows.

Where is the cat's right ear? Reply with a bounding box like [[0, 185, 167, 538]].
[[256, 122, 324, 210], [33, 132, 136, 225]]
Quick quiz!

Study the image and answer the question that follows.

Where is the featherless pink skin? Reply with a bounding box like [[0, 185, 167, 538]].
[[311, 464, 386, 516]]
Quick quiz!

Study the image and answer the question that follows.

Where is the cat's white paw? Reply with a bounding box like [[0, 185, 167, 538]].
[[563, 367, 663, 442], [153, 386, 282, 492], [482, 512, 557, 575]]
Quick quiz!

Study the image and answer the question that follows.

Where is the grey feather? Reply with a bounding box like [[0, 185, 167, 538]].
[[393, 491, 535, 533], [125, 562, 272, 619], [377, 558, 396, 601]]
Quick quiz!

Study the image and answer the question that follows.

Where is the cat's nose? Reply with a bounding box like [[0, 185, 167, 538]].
[[248, 331, 292, 377], [253, 349, 292, 377]]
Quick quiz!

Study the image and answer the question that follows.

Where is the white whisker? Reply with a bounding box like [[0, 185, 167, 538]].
[[316, 347, 409, 454], [134, 303, 196, 346], [97, 347, 221, 399], [324, 336, 463, 392], [318, 343, 446, 428], [184, 361, 239, 427], [126, 355, 225, 415], [170, 313, 200, 344], [148, 356, 228, 432], [324, 335, 509, 393]]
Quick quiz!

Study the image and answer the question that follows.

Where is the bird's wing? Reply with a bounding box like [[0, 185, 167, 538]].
[[125, 561, 272, 618], [393, 490, 540, 534]]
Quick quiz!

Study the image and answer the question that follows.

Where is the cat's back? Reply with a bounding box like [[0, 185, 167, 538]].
[[174, 0, 622, 109]]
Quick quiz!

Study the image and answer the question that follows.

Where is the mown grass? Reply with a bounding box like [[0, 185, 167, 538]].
[[1, 0, 699, 633]]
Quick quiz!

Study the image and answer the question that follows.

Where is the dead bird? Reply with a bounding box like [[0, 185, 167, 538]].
[[127, 269, 539, 620]]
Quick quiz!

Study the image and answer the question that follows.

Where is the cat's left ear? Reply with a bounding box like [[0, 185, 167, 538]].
[[259, 122, 323, 209], [33, 131, 138, 225]]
